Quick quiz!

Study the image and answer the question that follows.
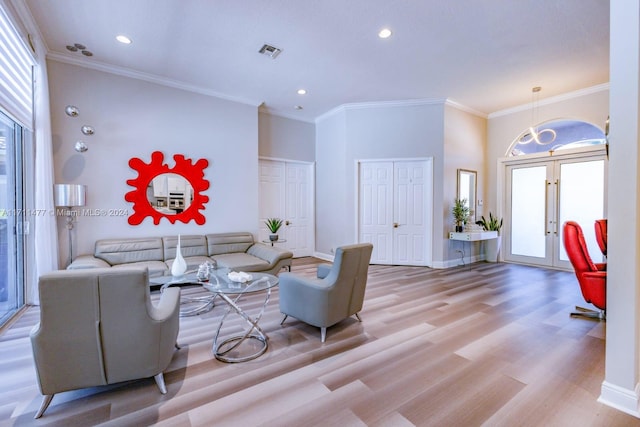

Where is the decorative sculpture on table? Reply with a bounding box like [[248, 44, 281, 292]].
[[171, 234, 187, 277], [125, 151, 209, 225]]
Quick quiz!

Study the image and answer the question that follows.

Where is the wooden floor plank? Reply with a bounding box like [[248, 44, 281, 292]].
[[0, 259, 639, 426]]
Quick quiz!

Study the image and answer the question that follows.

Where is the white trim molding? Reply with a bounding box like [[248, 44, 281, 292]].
[[47, 52, 263, 108], [488, 83, 610, 119], [598, 381, 640, 418]]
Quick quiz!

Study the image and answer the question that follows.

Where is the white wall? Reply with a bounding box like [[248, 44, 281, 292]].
[[315, 109, 347, 256], [600, 0, 640, 416], [315, 101, 447, 263], [258, 112, 315, 161], [443, 105, 487, 266], [48, 61, 259, 266]]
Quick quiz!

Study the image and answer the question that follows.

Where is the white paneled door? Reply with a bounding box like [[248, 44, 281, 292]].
[[359, 159, 432, 266], [259, 159, 314, 257]]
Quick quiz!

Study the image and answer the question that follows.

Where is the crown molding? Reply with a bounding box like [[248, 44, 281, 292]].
[[444, 99, 487, 118], [488, 83, 610, 119], [315, 97, 454, 124], [47, 51, 263, 108]]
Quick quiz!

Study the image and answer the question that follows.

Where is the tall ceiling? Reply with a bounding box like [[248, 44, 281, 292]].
[[21, 0, 609, 122]]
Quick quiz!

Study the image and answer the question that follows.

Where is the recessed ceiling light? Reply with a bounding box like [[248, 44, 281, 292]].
[[378, 28, 392, 39], [297, 89, 307, 95], [116, 35, 132, 44]]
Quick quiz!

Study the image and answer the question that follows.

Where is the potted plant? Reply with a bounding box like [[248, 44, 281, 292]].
[[452, 198, 470, 232], [265, 217, 283, 241], [476, 212, 503, 262]]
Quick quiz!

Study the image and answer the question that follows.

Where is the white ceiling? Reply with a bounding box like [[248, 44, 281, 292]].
[[21, 0, 609, 122]]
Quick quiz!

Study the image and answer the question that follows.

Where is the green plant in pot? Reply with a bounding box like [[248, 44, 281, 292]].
[[476, 212, 503, 234], [452, 198, 470, 232], [265, 218, 283, 241], [476, 212, 503, 262]]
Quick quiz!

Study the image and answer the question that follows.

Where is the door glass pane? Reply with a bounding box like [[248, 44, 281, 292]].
[[511, 166, 547, 257], [0, 113, 24, 324], [558, 160, 605, 262]]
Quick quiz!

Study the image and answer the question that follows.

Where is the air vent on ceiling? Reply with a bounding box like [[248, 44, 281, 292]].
[[259, 44, 282, 59]]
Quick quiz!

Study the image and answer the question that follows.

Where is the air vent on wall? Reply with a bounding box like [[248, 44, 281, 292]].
[[259, 44, 282, 59]]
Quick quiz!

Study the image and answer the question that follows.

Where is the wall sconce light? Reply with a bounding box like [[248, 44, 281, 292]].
[[54, 183, 87, 266], [64, 105, 95, 152]]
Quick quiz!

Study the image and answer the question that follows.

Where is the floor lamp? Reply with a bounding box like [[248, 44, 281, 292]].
[[54, 184, 87, 267]]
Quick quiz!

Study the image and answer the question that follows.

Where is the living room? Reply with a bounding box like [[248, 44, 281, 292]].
[[1, 0, 640, 424]]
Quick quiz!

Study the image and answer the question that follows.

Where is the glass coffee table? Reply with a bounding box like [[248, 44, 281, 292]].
[[202, 270, 279, 363], [151, 272, 217, 317]]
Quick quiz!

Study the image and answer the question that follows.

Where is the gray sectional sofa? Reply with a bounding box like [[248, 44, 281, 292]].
[[68, 232, 293, 277]]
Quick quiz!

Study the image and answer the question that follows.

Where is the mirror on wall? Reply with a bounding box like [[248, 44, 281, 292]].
[[457, 169, 477, 223], [147, 173, 194, 215], [125, 151, 209, 225]]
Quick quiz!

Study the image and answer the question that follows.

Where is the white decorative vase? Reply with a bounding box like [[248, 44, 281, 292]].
[[485, 235, 502, 263], [171, 234, 187, 277]]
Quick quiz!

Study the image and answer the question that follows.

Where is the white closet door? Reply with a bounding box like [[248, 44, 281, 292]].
[[285, 162, 313, 256], [259, 159, 314, 257], [359, 162, 394, 264], [393, 161, 429, 265], [359, 159, 432, 266]]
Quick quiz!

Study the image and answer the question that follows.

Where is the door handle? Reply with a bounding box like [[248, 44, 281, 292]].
[[393, 223, 399, 228], [545, 180, 551, 235], [285, 220, 291, 226], [554, 179, 560, 235]]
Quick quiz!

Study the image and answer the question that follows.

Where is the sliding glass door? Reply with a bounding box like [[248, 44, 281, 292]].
[[504, 152, 606, 269], [0, 112, 26, 325]]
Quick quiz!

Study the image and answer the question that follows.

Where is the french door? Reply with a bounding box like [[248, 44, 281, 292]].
[[0, 112, 27, 325], [359, 159, 433, 266], [258, 159, 314, 257], [503, 152, 606, 269]]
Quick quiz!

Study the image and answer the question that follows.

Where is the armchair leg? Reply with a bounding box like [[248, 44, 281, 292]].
[[34, 394, 54, 419], [175, 342, 181, 350], [280, 314, 288, 325], [154, 373, 167, 394], [355, 313, 362, 322], [570, 306, 606, 320], [321, 327, 327, 343]]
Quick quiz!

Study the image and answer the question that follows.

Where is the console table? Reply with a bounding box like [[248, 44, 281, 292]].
[[449, 231, 498, 265]]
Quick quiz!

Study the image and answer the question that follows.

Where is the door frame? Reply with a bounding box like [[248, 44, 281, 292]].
[[497, 145, 607, 268], [355, 157, 433, 267]]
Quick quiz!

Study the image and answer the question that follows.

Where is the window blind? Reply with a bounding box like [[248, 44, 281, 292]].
[[0, 6, 33, 128]]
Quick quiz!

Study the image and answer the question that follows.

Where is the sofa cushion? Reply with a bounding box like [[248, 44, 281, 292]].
[[206, 232, 253, 256], [165, 256, 212, 273], [111, 261, 168, 277], [95, 237, 164, 266], [162, 235, 208, 260], [213, 253, 270, 272]]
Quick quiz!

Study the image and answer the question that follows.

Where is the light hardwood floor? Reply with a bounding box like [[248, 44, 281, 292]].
[[1, 259, 639, 426]]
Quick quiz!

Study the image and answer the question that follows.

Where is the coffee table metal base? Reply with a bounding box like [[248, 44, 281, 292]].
[[212, 287, 271, 363]]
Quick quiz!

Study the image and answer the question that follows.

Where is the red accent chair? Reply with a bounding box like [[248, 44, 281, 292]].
[[595, 219, 608, 257], [562, 221, 606, 319]]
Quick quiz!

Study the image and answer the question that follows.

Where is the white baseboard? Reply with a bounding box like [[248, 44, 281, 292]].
[[313, 252, 334, 262], [314, 252, 486, 269], [598, 381, 640, 418]]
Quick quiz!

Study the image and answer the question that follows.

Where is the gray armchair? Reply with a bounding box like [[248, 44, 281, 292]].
[[30, 268, 180, 418], [279, 243, 373, 342]]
